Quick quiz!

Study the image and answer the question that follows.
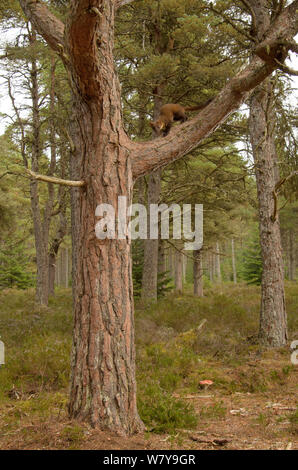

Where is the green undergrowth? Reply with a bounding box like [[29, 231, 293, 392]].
[[0, 282, 297, 440]]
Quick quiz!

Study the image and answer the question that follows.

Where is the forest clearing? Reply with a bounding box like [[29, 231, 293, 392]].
[[0, 283, 297, 450], [0, 0, 297, 454]]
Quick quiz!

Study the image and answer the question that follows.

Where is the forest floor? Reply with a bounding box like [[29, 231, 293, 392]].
[[0, 283, 297, 450]]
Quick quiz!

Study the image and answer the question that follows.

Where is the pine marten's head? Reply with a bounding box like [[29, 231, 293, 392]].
[[149, 119, 166, 136]]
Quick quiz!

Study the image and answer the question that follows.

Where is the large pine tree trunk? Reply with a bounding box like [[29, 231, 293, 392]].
[[68, 97, 143, 433], [66, 2, 143, 434], [249, 80, 288, 347]]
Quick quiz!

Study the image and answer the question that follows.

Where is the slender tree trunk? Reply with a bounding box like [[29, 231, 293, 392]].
[[215, 242, 221, 282], [193, 249, 203, 297], [249, 80, 288, 347], [168, 246, 175, 282], [208, 251, 213, 282], [29, 31, 50, 306], [231, 238, 237, 284], [175, 248, 183, 293], [48, 56, 68, 296], [48, 187, 67, 294], [212, 250, 216, 281], [141, 90, 162, 301], [248, 0, 287, 347], [183, 254, 187, 283], [141, 169, 161, 300]]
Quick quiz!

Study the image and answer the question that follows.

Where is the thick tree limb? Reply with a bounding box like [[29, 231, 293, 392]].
[[66, 0, 105, 98], [131, 0, 298, 179], [19, 0, 298, 181], [19, 0, 65, 53]]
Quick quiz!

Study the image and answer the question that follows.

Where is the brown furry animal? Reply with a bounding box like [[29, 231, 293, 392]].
[[150, 100, 212, 137]]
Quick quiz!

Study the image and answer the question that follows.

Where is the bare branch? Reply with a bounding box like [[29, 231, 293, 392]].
[[274, 58, 298, 75], [115, 0, 135, 9], [27, 169, 86, 187], [272, 171, 298, 221]]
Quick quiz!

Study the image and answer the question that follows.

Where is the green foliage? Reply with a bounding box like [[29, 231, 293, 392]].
[[0, 283, 297, 439], [240, 229, 262, 285], [289, 409, 298, 435], [157, 270, 172, 298], [0, 243, 34, 290], [0, 289, 72, 401], [61, 425, 85, 448], [138, 383, 197, 433], [199, 401, 227, 420]]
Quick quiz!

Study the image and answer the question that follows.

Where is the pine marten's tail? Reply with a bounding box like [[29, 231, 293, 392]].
[[185, 98, 213, 112]]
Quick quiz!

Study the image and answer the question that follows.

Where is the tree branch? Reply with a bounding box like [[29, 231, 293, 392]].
[[27, 169, 86, 187], [115, 0, 135, 9], [66, 0, 114, 99], [274, 58, 298, 75], [131, 0, 298, 180], [271, 171, 298, 222], [19, 0, 65, 53]]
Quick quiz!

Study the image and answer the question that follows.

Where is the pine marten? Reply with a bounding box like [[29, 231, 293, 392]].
[[150, 99, 212, 137]]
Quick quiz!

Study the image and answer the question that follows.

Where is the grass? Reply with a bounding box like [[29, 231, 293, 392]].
[[289, 408, 298, 435], [0, 282, 297, 447]]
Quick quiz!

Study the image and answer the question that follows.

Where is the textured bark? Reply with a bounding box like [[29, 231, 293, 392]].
[[249, 0, 288, 348], [62, 1, 143, 433], [18, 0, 298, 434], [250, 81, 287, 347], [193, 249, 203, 297]]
